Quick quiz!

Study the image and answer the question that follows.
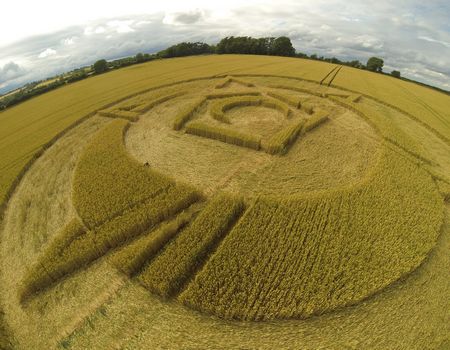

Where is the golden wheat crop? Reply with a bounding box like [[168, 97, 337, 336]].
[[303, 109, 329, 133], [98, 109, 140, 122], [186, 121, 261, 150], [172, 97, 206, 130], [264, 118, 306, 154], [109, 203, 203, 276], [180, 147, 443, 320], [138, 194, 244, 297], [1, 55, 450, 350], [72, 119, 175, 228], [266, 91, 302, 109]]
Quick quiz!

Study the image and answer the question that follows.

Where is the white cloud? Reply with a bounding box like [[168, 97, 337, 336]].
[[62, 37, 76, 45], [136, 20, 152, 26], [0, 1, 449, 92], [107, 20, 135, 33], [418, 36, 450, 48], [95, 26, 106, 34], [163, 9, 204, 25], [355, 35, 384, 50], [84, 26, 107, 35], [38, 48, 57, 58]]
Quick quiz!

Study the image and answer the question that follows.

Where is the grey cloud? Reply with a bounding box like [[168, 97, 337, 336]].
[[171, 10, 204, 25], [0, 1, 449, 94], [0, 62, 27, 83]]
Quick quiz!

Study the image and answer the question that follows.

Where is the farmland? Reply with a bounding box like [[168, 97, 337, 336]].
[[0, 55, 449, 349]]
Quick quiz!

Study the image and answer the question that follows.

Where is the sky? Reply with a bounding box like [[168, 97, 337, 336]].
[[0, 0, 449, 94]]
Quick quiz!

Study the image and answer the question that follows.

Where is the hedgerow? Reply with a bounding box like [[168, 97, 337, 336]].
[[139, 194, 245, 297], [186, 121, 261, 150]]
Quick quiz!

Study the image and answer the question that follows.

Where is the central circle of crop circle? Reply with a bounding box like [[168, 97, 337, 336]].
[[125, 76, 380, 197]]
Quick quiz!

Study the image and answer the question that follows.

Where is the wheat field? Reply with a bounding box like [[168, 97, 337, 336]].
[[0, 55, 449, 349]]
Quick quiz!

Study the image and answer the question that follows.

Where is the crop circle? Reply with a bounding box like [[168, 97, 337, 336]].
[[2, 73, 443, 345]]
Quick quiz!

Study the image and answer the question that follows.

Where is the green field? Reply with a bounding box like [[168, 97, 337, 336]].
[[0, 55, 449, 349]]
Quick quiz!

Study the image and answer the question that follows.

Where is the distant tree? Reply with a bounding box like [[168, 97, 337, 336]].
[[158, 42, 213, 58], [391, 70, 401, 78], [270, 36, 296, 56], [135, 53, 145, 63], [346, 60, 363, 68], [366, 57, 384, 72], [216, 36, 261, 55], [216, 36, 295, 56], [296, 52, 308, 58], [93, 59, 108, 74], [330, 57, 341, 64], [310, 54, 318, 60]]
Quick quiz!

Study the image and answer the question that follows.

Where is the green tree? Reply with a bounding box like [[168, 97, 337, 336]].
[[93, 59, 108, 74], [270, 36, 296, 56], [391, 70, 401, 78], [158, 42, 213, 58], [366, 57, 384, 72], [135, 53, 144, 63]]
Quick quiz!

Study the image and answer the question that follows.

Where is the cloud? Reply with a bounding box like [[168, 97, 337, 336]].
[[107, 20, 135, 33], [163, 10, 204, 25], [84, 26, 107, 35], [418, 36, 450, 48], [62, 37, 76, 45], [38, 48, 57, 58], [0, 1, 449, 93], [0, 62, 27, 82]]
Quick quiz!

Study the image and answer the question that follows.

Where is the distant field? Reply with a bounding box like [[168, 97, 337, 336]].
[[0, 55, 449, 349]]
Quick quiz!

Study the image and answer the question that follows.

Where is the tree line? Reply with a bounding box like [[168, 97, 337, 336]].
[[94, 37, 393, 75], [3, 35, 447, 111]]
